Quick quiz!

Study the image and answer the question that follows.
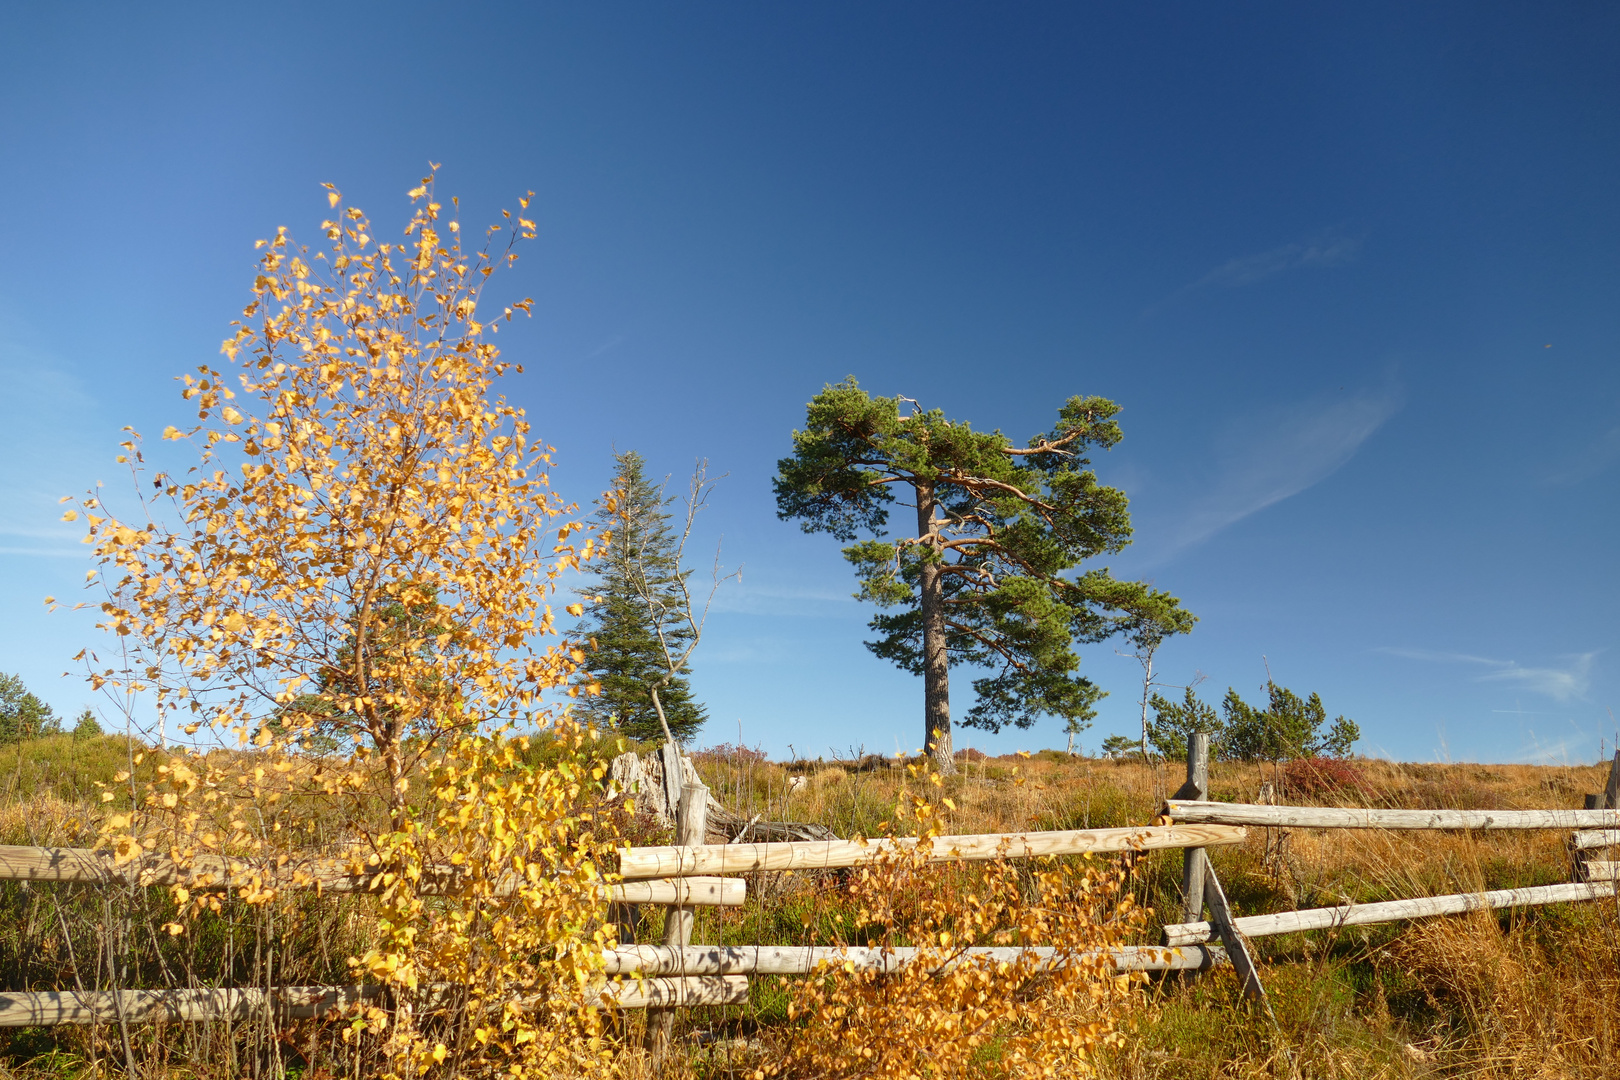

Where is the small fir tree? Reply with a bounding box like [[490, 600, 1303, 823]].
[[573, 451, 708, 742], [0, 673, 57, 744], [71, 708, 102, 740], [1220, 681, 1359, 762], [1146, 687, 1223, 760]]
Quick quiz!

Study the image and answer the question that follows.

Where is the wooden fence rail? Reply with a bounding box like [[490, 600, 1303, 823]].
[[601, 943, 1229, 976], [618, 823, 1246, 878], [0, 977, 750, 1028], [1166, 801, 1620, 831], [1162, 880, 1618, 946], [0, 845, 743, 906]]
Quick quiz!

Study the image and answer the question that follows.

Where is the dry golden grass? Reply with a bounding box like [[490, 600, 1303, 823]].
[[695, 750, 1620, 1079], [0, 743, 1614, 1078]]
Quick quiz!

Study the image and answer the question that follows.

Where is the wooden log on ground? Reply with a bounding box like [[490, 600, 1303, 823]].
[[618, 823, 1246, 879], [601, 943, 1227, 976], [0, 846, 741, 905], [1162, 880, 1618, 946], [1166, 801, 1620, 831], [1571, 830, 1620, 851]]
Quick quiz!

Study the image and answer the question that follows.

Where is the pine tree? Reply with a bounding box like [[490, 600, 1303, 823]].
[[574, 451, 708, 743], [774, 378, 1192, 774], [71, 708, 102, 740], [0, 673, 57, 744]]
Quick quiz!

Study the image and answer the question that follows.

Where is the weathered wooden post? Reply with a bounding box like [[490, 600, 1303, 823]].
[[1178, 732, 1210, 924], [1575, 751, 1620, 880], [646, 781, 709, 1062]]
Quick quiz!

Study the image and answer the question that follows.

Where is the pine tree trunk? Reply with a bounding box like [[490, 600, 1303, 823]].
[[916, 481, 955, 776]]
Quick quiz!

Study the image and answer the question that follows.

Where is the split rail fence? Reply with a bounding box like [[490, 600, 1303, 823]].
[[2, 736, 1618, 1029]]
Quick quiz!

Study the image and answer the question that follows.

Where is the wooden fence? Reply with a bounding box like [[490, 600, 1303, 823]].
[[3, 739, 1616, 1031]]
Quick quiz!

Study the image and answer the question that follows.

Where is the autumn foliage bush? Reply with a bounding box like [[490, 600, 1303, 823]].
[[760, 764, 1148, 1079]]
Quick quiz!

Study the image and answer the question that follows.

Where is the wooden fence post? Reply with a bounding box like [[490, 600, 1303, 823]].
[[1202, 862, 1275, 1020], [1575, 751, 1620, 880], [1176, 733, 1210, 925], [646, 782, 709, 1062]]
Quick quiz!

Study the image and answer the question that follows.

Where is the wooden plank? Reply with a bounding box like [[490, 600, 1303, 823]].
[[1202, 861, 1272, 1013], [1570, 830, 1620, 851], [609, 877, 742, 906], [601, 944, 1228, 976], [0, 986, 383, 1027], [0, 846, 740, 906], [1163, 879, 1618, 946], [0, 976, 744, 1027], [1581, 861, 1620, 880], [1167, 800, 1620, 831], [602, 975, 749, 1010], [618, 823, 1246, 879]]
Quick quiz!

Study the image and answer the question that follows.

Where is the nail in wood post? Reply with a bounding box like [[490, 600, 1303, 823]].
[[1202, 861, 1275, 1020], [646, 782, 709, 1062], [1176, 733, 1210, 925]]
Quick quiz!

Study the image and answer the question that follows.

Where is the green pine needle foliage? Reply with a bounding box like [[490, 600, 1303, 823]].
[[1145, 681, 1360, 762], [774, 377, 1193, 738], [0, 673, 59, 744], [573, 451, 708, 743]]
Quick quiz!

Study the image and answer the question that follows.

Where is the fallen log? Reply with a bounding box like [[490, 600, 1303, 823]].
[[1166, 801, 1620, 831], [619, 823, 1246, 879], [1161, 880, 1617, 946], [600, 943, 1228, 976]]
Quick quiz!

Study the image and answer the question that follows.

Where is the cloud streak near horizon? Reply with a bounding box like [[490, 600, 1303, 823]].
[[1379, 647, 1598, 702]]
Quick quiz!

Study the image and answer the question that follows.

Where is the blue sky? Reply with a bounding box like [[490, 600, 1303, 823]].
[[1, 3, 1616, 763]]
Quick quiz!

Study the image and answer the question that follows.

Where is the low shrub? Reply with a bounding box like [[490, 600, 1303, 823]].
[[1281, 755, 1367, 798]]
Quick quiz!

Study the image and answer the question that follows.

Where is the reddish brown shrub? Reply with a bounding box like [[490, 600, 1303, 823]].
[[694, 742, 769, 765], [1282, 755, 1368, 798]]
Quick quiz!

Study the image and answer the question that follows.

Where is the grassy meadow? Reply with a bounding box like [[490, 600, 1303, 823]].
[[0, 736, 1614, 1078]]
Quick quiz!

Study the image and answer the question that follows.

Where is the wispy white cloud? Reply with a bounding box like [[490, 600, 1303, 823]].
[[583, 334, 627, 361], [1548, 425, 1620, 486], [1379, 647, 1598, 703], [1154, 387, 1402, 556], [1142, 232, 1363, 317], [1188, 233, 1362, 292]]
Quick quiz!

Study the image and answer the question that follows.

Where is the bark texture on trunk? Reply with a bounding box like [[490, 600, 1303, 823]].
[[916, 481, 955, 775]]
